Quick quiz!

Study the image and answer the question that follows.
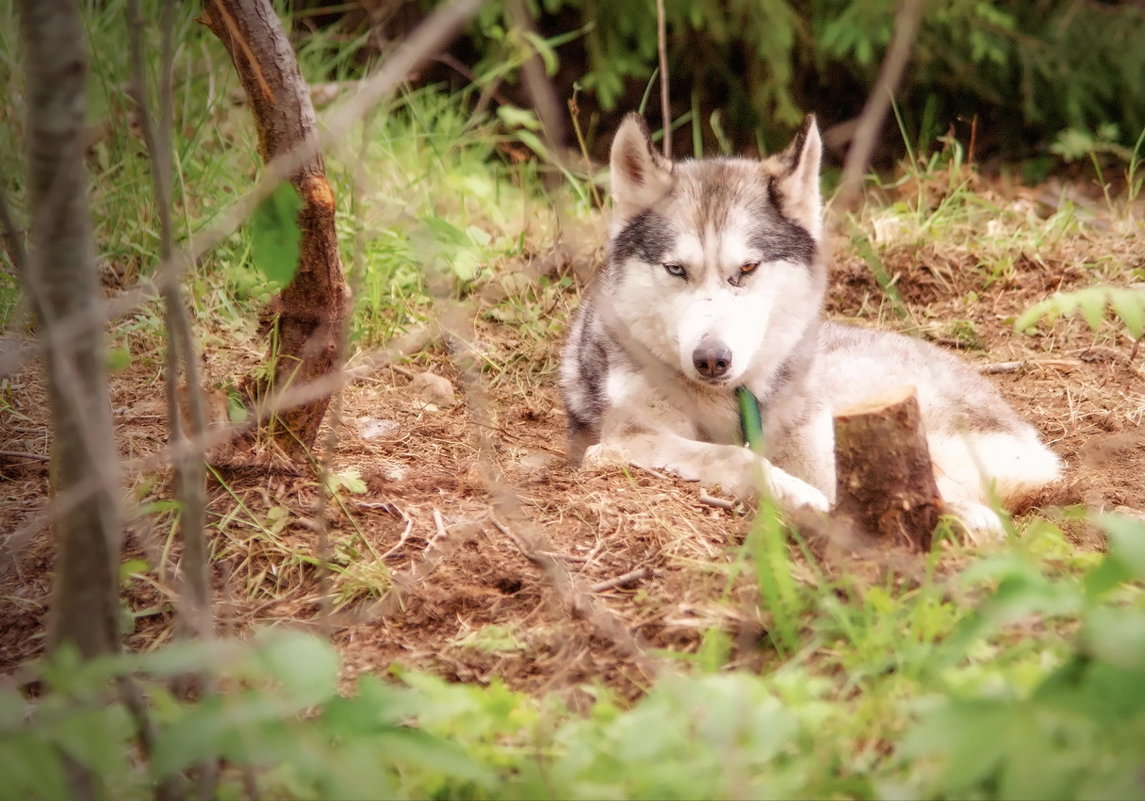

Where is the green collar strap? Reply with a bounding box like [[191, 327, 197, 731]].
[[736, 385, 764, 451]]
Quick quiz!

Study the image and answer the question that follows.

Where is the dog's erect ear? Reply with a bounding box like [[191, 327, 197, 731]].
[[770, 114, 822, 237], [610, 113, 674, 220]]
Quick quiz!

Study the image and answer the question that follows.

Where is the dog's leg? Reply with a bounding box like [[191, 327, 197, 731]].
[[930, 429, 1062, 543], [935, 479, 1007, 543], [583, 429, 830, 513]]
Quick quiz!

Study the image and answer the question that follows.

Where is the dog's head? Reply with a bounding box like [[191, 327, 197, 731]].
[[602, 114, 827, 388]]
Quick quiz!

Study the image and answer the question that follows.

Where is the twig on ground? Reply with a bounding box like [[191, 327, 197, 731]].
[[0, 449, 49, 462], [979, 358, 1083, 375], [980, 361, 1025, 374], [591, 566, 653, 593], [698, 493, 736, 510], [1, 324, 435, 575], [379, 510, 416, 561], [357, 513, 462, 622]]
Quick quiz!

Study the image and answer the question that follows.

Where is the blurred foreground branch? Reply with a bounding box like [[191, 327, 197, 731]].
[[833, 0, 924, 215]]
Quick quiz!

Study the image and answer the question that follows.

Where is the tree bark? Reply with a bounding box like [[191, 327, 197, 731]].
[[18, 0, 123, 661], [201, 0, 348, 459], [833, 385, 943, 550]]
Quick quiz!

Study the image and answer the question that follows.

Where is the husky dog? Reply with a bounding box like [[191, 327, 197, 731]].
[[560, 113, 1061, 539]]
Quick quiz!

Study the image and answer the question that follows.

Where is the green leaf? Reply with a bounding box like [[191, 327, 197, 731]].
[[1081, 606, 1145, 670], [1096, 513, 1145, 579], [901, 700, 1008, 792], [320, 675, 416, 735], [227, 393, 250, 424], [523, 30, 558, 76], [326, 468, 367, 495], [250, 182, 302, 286], [106, 346, 131, 371], [50, 705, 133, 772], [119, 558, 150, 582], [0, 738, 70, 801], [1084, 557, 1133, 600], [375, 728, 494, 786], [254, 631, 339, 706], [1077, 287, 1108, 330], [0, 689, 25, 729], [496, 104, 541, 132], [515, 128, 551, 160], [153, 692, 298, 775], [1108, 288, 1145, 338], [1013, 298, 1053, 333]]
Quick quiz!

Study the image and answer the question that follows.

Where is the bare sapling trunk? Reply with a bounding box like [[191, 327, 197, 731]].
[[833, 385, 943, 550], [128, 0, 213, 645], [17, 0, 123, 661], [201, 0, 348, 459]]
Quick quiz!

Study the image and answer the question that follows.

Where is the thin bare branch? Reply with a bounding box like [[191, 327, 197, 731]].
[[656, 0, 671, 157], [127, 2, 215, 795], [128, 0, 213, 644], [18, 0, 124, 664], [591, 566, 652, 593], [832, 0, 925, 215], [506, 0, 566, 162]]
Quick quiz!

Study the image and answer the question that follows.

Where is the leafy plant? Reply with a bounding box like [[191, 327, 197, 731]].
[[5, 515, 1145, 800], [898, 514, 1145, 800], [1015, 286, 1145, 340]]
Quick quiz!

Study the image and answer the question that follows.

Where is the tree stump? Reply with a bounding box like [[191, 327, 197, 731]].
[[833, 385, 943, 550]]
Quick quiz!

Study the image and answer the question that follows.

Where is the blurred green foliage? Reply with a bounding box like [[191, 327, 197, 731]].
[[436, 0, 1145, 158]]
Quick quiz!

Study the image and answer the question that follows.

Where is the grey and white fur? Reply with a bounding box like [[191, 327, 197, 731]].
[[560, 113, 1061, 539]]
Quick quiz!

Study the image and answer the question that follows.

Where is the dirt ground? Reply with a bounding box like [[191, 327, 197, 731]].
[[2, 196, 1143, 701]]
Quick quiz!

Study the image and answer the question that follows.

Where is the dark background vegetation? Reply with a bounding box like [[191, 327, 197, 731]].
[[294, 0, 1145, 174]]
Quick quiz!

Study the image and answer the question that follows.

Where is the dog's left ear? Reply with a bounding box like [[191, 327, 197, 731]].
[[769, 114, 822, 237]]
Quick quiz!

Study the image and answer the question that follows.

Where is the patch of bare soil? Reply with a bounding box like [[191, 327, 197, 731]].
[[2, 207, 1143, 699]]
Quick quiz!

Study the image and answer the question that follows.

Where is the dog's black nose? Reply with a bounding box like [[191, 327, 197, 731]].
[[693, 343, 732, 379]]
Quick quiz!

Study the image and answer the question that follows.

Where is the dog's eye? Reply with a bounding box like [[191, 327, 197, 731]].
[[740, 261, 760, 275], [662, 262, 687, 278]]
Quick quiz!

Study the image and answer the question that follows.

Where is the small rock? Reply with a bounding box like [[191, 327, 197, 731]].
[[409, 371, 457, 408], [517, 449, 559, 472], [356, 416, 400, 440]]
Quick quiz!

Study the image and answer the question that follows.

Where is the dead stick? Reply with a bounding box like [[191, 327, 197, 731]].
[[698, 493, 735, 510], [833, 0, 925, 214], [655, 0, 671, 157], [591, 567, 653, 593]]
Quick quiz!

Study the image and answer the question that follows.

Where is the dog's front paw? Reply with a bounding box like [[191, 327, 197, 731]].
[[581, 443, 626, 471], [764, 465, 830, 513], [944, 500, 1006, 544]]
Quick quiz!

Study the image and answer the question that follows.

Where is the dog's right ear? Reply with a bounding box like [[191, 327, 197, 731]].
[[769, 114, 823, 238], [610, 113, 674, 220]]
